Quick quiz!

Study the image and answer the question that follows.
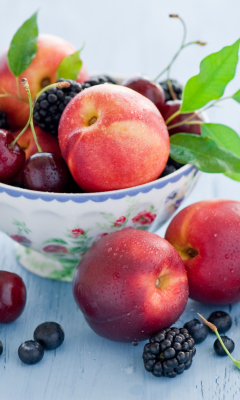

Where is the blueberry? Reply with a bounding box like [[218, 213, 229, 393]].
[[214, 336, 235, 356], [34, 322, 64, 350], [208, 311, 232, 333], [18, 340, 44, 365], [183, 319, 209, 344], [0, 341, 3, 356]]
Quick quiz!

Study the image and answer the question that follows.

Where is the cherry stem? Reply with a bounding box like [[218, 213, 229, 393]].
[[154, 14, 206, 82], [167, 113, 202, 130], [198, 313, 240, 370], [16, 77, 22, 100], [22, 78, 42, 153], [33, 82, 70, 106], [166, 95, 233, 129], [165, 109, 181, 125], [8, 118, 30, 149], [9, 80, 71, 151]]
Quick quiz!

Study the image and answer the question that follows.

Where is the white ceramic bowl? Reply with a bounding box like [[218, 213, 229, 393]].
[[0, 164, 200, 281]]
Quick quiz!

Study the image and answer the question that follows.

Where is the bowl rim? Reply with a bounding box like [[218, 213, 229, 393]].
[[0, 163, 199, 203]]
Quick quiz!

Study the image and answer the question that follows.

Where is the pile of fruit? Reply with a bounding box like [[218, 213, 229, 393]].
[[1, 12, 240, 193], [1, 11, 240, 379]]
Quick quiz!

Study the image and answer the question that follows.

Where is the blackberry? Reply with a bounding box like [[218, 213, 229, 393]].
[[33, 78, 82, 136], [214, 336, 235, 356], [159, 79, 183, 102], [160, 164, 176, 178], [207, 311, 232, 334], [184, 319, 209, 344], [167, 156, 184, 170], [34, 322, 65, 350], [159, 157, 184, 178], [82, 75, 117, 89], [142, 327, 196, 378], [18, 340, 44, 365], [0, 110, 10, 130], [33, 75, 116, 136]]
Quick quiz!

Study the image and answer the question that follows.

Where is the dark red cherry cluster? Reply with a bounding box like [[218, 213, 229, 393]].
[[0, 131, 71, 193], [122, 76, 202, 137], [0, 80, 73, 193]]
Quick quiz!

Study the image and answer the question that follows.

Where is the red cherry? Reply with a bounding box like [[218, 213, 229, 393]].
[[122, 75, 165, 110], [160, 100, 202, 136], [0, 129, 25, 182], [22, 152, 71, 192], [0, 271, 27, 323]]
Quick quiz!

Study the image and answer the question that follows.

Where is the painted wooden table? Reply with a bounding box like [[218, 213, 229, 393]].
[[1, 172, 240, 400]]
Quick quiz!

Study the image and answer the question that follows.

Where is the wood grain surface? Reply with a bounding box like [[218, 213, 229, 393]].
[[1, 173, 240, 400]]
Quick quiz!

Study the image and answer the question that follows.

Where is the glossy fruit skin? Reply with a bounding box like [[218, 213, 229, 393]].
[[13, 125, 61, 160], [0, 130, 25, 183], [122, 75, 165, 110], [73, 229, 188, 342], [18, 340, 44, 365], [34, 322, 65, 350], [0, 271, 26, 323], [165, 199, 240, 304], [183, 319, 209, 344], [0, 34, 89, 130], [214, 336, 235, 356], [208, 311, 232, 333], [22, 152, 71, 192], [59, 84, 170, 192], [160, 100, 202, 136]]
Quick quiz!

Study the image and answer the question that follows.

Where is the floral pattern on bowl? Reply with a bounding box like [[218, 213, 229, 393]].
[[1, 164, 200, 281]]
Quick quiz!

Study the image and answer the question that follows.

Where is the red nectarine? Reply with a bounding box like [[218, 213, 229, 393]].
[[165, 199, 240, 305], [59, 84, 170, 192], [0, 34, 89, 130], [73, 229, 189, 342]]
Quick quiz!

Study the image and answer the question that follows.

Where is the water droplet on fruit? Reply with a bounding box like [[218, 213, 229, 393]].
[[127, 313, 131, 316], [214, 233, 217, 237], [113, 272, 120, 280], [108, 247, 112, 252], [230, 269, 235, 274]]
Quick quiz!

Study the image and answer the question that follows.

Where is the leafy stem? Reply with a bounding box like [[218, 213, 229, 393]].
[[9, 118, 30, 149], [165, 109, 181, 125], [198, 314, 240, 369], [32, 82, 69, 107], [154, 14, 206, 82], [21, 78, 42, 152], [9, 79, 71, 152], [16, 77, 22, 100], [166, 95, 234, 130]]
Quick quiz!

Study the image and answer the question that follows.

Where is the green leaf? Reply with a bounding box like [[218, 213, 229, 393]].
[[8, 12, 38, 77], [201, 123, 240, 181], [56, 48, 83, 80], [181, 39, 240, 112], [232, 89, 240, 103], [201, 123, 240, 154], [170, 133, 240, 174], [43, 238, 68, 245]]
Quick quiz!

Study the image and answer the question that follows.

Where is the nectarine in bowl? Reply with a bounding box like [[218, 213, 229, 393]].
[[0, 163, 200, 281]]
